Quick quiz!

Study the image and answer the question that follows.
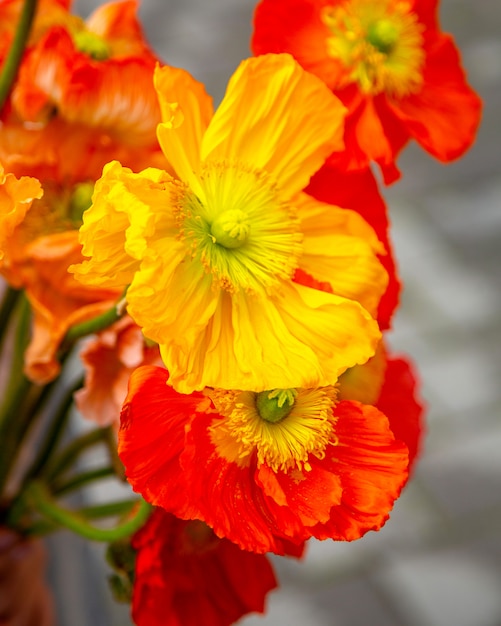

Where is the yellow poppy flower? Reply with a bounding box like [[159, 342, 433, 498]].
[[73, 54, 386, 393]]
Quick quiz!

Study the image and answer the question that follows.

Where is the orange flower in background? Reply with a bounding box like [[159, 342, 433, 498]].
[[0, 0, 169, 382], [0, 164, 42, 261], [0, 178, 119, 382], [252, 0, 482, 183], [73, 54, 388, 393], [131, 509, 282, 626], [75, 316, 162, 427], [7, 0, 161, 147], [119, 365, 409, 554]]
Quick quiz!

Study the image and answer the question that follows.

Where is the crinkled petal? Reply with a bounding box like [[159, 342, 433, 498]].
[[306, 164, 400, 329], [155, 64, 214, 193], [202, 54, 346, 199], [296, 192, 388, 315], [72, 161, 176, 288], [312, 401, 409, 541]]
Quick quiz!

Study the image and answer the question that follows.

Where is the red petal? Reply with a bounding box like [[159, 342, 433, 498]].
[[376, 356, 426, 473], [132, 509, 278, 626], [118, 366, 204, 519], [391, 34, 482, 162], [312, 401, 409, 541]]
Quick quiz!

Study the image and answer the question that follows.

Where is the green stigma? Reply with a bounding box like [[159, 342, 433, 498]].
[[367, 20, 399, 54], [256, 389, 298, 423], [69, 182, 94, 226], [210, 210, 250, 249], [73, 30, 111, 61]]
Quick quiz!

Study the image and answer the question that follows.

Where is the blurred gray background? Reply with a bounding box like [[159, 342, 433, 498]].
[[48, 0, 501, 624]]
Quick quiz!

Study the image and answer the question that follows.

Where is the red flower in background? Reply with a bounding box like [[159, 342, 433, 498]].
[[252, 0, 482, 183], [132, 509, 280, 626]]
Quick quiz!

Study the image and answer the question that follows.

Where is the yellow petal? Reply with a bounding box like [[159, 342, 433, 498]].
[[154, 64, 214, 194], [201, 54, 346, 199], [71, 161, 176, 289], [297, 194, 388, 315], [164, 281, 380, 393], [128, 251, 220, 351]]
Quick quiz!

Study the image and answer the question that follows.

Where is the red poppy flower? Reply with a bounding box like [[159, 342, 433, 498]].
[[119, 366, 408, 554], [131, 509, 280, 626], [252, 0, 482, 183]]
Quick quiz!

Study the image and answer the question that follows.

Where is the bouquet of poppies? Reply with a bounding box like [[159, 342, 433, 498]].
[[0, 0, 481, 624]]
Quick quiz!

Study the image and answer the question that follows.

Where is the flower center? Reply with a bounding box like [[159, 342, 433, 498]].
[[255, 388, 297, 423], [73, 30, 111, 61], [208, 387, 338, 472], [321, 0, 425, 97], [176, 161, 302, 294], [210, 209, 250, 249]]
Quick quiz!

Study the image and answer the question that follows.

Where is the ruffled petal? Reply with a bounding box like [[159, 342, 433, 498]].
[[296, 192, 387, 315], [155, 64, 214, 193], [0, 166, 42, 262], [201, 54, 346, 199], [182, 412, 307, 554], [72, 161, 176, 289], [132, 509, 278, 626], [306, 164, 400, 329], [312, 400, 409, 541]]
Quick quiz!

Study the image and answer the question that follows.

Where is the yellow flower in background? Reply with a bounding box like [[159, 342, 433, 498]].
[[72, 53, 387, 393]]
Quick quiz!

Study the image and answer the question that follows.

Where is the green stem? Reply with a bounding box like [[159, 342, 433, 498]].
[[26, 482, 151, 541], [43, 427, 109, 482], [0, 286, 21, 351], [24, 376, 84, 483], [0, 0, 38, 112], [0, 294, 33, 495], [103, 426, 126, 482], [78, 499, 141, 520], [59, 289, 128, 354], [53, 466, 116, 496]]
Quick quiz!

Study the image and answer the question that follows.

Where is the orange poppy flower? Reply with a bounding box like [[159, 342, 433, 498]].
[[252, 0, 482, 183], [5, 0, 161, 149], [0, 176, 119, 382], [0, 164, 42, 261], [131, 509, 283, 626], [75, 316, 162, 427], [119, 365, 408, 554]]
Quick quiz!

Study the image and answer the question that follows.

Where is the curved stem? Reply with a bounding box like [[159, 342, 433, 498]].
[[24, 376, 84, 483], [0, 286, 21, 352], [0, 294, 33, 496], [43, 427, 109, 482], [0, 0, 38, 112], [26, 482, 151, 541], [59, 288, 128, 354], [53, 466, 116, 496]]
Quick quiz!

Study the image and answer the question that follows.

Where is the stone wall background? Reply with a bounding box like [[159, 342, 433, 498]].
[[46, 1, 501, 624]]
